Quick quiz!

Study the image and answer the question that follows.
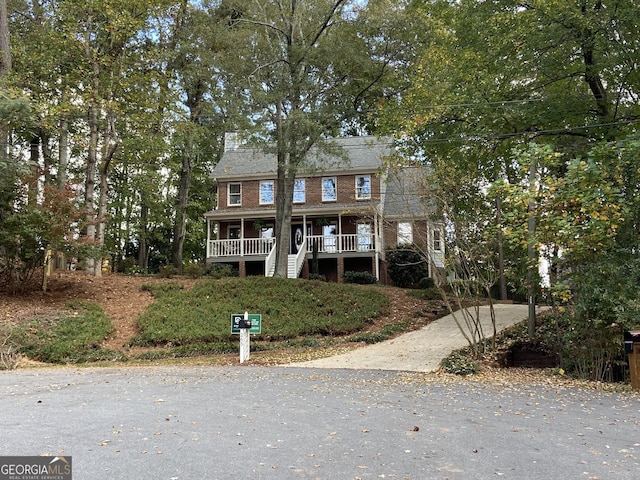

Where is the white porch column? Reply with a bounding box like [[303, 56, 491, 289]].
[[338, 213, 343, 253], [374, 213, 380, 280], [240, 218, 245, 256]]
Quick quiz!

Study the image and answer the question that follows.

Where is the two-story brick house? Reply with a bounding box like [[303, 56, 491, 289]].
[[204, 135, 444, 284]]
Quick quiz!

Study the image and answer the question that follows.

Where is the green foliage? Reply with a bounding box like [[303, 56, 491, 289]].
[[158, 264, 178, 278], [348, 323, 408, 344], [408, 287, 441, 301], [385, 244, 429, 288], [126, 264, 145, 275], [205, 263, 238, 279], [130, 277, 389, 347], [0, 181, 90, 292], [12, 302, 115, 364], [183, 263, 205, 279], [308, 273, 327, 282], [553, 253, 640, 381], [349, 332, 387, 344], [419, 277, 435, 289], [342, 271, 378, 285], [440, 349, 480, 376]]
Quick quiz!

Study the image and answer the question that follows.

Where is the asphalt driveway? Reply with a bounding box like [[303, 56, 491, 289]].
[[1, 366, 638, 479]]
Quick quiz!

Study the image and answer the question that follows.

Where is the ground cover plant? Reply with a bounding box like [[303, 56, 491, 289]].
[[130, 277, 389, 348], [6, 301, 118, 364]]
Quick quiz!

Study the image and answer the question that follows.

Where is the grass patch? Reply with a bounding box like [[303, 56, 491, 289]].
[[348, 323, 409, 345], [130, 277, 389, 347], [12, 301, 116, 364]]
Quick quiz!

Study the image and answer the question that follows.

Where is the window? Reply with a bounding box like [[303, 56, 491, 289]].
[[355, 175, 371, 200], [397, 222, 413, 244], [322, 177, 337, 202], [229, 226, 241, 239], [323, 224, 337, 253], [357, 223, 372, 251], [293, 179, 306, 203], [260, 180, 274, 205], [433, 228, 442, 251], [228, 183, 241, 206]]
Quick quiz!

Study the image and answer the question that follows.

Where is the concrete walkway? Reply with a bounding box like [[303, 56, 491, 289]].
[[289, 304, 546, 372]]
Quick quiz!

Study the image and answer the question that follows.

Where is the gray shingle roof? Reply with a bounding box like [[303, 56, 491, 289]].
[[212, 136, 394, 179], [382, 166, 429, 218]]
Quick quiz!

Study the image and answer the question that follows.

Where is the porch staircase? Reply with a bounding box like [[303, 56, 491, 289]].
[[264, 241, 306, 279]]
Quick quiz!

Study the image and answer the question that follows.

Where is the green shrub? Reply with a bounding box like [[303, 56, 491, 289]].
[[408, 287, 441, 301], [342, 271, 377, 284], [158, 264, 178, 278], [205, 263, 237, 279], [16, 301, 115, 364], [440, 349, 480, 375], [419, 277, 436, 289], [349, 332, 387, 344], [308, 273, 326, 282], [126, 264, 145, 275], [183, 263, 205, 279], [379, 322, 408, 336], [386, 244, 429, 288]]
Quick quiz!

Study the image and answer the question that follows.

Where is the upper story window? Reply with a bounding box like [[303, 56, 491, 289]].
[[322, 177, 337, 202], [355, 175, 371, 200], [293, 179, 306, 203], [260, 180, 275, 205], [433, 228, 442, 251], [228, 183, 241, 206], [397, 222, 413, 244]]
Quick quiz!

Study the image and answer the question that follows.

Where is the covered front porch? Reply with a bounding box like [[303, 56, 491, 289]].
[[205, 213, 381, 279]]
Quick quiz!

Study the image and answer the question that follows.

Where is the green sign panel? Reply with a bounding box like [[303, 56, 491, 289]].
[[231, 314, 262, 334]]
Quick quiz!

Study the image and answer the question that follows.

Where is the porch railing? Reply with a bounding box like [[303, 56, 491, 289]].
[[207, 234, 375, 259], [306, 234, 375, 254], [207, 237, 275, 258]]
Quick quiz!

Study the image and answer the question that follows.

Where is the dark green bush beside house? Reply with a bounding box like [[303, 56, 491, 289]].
[[386, 244, 429, 288]]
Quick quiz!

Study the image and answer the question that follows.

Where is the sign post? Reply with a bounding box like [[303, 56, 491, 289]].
[[231, 312, 262, 363], [239, 313, 250, 363]]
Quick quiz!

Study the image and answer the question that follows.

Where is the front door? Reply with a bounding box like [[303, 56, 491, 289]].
[[291, 224, 304, 253]]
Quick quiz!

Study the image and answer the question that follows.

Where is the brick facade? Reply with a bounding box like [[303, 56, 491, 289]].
[[217, 173, 381, 211]]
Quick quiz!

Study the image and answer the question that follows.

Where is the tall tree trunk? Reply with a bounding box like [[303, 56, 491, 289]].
[[0, 0, 11, 164], [28, 135, 39, 206], [273, 103, 290, 278], [496, 194, 508, 301], [0, 0, 10, 74], [85, 101, 99, 274], [57, 114, 69, 189], [172, 77, 203, 272], [94, 112, 120, 277], [274, 170, 294, 278], [172, 152, 192, 272], [138, 200, 149, 271]]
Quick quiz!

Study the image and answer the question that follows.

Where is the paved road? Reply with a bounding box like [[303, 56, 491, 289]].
[[1, 366, 638, 479], [289, 304, 543, 372]]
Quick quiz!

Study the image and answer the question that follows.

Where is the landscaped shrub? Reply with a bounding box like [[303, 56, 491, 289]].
[[308, 273, 327, 282], [342, 271, 377, 284], [419, 277, 436, 289], [16, 301, 115, 364], [205, 263, 237, 279], [386, 244, 429, 288], [440, 349, 480, 375], [183, 263, 204, 279], [158, 264, 178, 278]]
